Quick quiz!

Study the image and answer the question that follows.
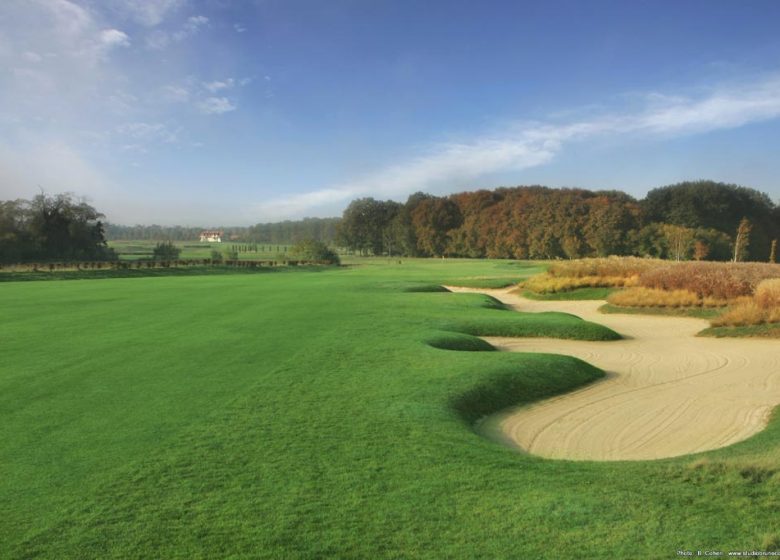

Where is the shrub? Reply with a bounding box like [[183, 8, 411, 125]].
[[755, 279, 780, 309], [289, 239, 340, 265], [152, 241, 181, 261]]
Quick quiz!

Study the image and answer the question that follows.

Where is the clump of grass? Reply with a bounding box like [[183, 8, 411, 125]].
[[523, 257, 663, 294], [547, 257, 663, 279], [711, 279, 780, 326], [755, 278, 780, 308], [523, 273, 637, 294], [762, 533, 780, 552], [639, 262, 780, 299], [607, 287, 728, 308]]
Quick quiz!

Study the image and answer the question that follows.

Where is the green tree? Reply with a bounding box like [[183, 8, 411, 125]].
[[337, 198, 398, 255], [289, 239, 340, 264], [661, 224, 695, 261], [152, 241, 181, 260], [1, 192, 115, 263], [642, 181, 777, 261]]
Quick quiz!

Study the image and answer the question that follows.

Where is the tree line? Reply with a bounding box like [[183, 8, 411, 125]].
[[337, 181, 780, 261], [105, 217, 340, 245], [0, 193, 115, 263]]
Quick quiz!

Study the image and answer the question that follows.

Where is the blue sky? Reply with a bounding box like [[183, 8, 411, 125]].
[[1, 0, 780, 225]]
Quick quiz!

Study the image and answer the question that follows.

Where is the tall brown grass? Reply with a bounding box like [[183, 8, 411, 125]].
[[710, 279, 780, 326], [638, 262, 780, 300], [547, 257, 663, 279], [607, 287, 728, 308], [523, 273, 638, 294]]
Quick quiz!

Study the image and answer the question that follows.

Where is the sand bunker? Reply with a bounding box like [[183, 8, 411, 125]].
[[447, 286, 780, 461]]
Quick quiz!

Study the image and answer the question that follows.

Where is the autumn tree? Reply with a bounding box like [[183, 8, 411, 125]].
[[410, 197, 462, 257], [661, 224, 695, 261], [732, 218, 752, 262], [692, 240, 709, 261]]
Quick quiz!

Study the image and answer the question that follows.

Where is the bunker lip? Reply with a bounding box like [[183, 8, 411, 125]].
[[446, 286, 780, 462]]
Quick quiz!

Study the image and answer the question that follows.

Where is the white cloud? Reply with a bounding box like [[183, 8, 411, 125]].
[[182, 15, 208, 32], [197, 97, 236, 115], [116, 122, 178, 143], [254, 74, 780, 219], [234, 23, 246, 33], [203, 78, 234, 92], [111, 0, 185, 27], [161, 84, 190, 103], [146, 13, 208, 49], [22, 51, 43, 63], [99, 29, 130, 48]]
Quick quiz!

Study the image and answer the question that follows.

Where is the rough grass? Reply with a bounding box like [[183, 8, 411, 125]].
[[607, 287, 728, 308], [639, 261, 780, 299], [710, 279, 780, 327], [2, 258, 780, 558], [600, 303, 721, 319], [699, 323, 780, 338], [521, 286, 617, 300], [522, 273, 637, 294], [546, 257, 663, 279]]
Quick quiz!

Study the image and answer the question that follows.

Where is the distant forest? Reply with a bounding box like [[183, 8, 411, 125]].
[[337, 181, 779, 261], [105, 217, 340, 244], [5, 181, 778, 264]]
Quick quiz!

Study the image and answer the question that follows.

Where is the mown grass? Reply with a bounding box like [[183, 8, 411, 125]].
[[2, 258, 780, 558], [0, 265, 289, 282]]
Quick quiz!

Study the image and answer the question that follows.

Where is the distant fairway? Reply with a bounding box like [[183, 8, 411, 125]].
[[2, 259, 780, 558], [109, 239, 296, 260]]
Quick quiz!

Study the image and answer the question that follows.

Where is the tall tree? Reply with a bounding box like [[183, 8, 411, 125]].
[[732, 217, 752, 262], [661, 224, 696, 261]]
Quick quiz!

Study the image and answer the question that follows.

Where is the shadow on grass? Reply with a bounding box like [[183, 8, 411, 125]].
[[450, 355, 604, 424], [0, 265, 335, 282], [425, 332, 497, 352]]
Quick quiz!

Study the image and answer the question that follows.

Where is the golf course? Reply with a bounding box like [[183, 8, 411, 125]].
[[2, 259, 780, 558]]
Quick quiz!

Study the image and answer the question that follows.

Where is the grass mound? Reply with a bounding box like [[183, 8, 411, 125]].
[[425, 332, 496, 352], [445, 311, 621, 341], [450, 355, 604, 423]]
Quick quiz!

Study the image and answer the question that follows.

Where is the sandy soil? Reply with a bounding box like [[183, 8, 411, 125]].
[[447, 286, 780, 461]]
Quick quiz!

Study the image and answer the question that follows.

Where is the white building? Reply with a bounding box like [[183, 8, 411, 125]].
[[199, 230, 223, 243]]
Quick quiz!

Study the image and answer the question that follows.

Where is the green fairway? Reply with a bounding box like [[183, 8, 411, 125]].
[[2, 259, 779, 558]]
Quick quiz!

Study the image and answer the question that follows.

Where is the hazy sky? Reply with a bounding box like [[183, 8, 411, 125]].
[[2, 0, 780, 225]]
